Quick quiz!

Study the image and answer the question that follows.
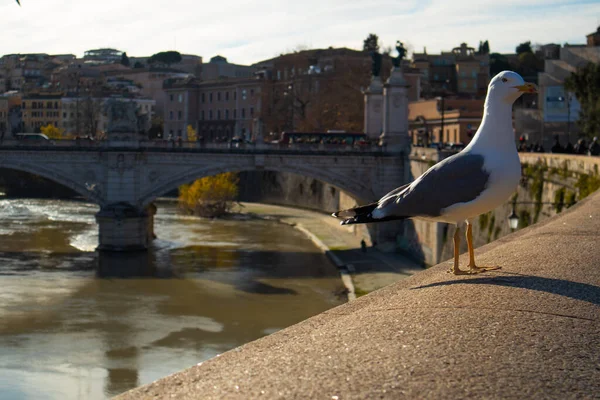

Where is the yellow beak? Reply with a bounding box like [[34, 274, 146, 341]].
[[513, 83, 538, 94]]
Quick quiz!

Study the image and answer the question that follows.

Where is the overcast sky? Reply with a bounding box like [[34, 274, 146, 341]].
[[2, 0, 599, 65]]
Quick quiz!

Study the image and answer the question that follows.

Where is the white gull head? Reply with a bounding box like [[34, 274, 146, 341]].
[[487, 70, 537, 105]]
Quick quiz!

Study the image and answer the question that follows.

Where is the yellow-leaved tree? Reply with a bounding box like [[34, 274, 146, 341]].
[[40, 124, 64, 139], [178, 172, 239, 217], [187, 125, 197, 141]]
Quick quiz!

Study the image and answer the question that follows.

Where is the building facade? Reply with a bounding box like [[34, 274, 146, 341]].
[[163, 76, 262, 141], [409, 98, 484, 146], [412, 43, 490, 99], [21, 94, 62, 132]]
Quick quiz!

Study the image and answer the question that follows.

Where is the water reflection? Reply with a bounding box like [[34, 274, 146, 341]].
[[0, 199, 344, 399]]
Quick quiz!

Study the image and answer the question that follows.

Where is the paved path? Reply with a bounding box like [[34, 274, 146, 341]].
[[236, 203, 423, 294], [117, 194, 600, 399]]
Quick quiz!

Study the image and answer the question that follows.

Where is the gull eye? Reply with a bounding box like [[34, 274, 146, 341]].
[[501, 77, 508, 83]]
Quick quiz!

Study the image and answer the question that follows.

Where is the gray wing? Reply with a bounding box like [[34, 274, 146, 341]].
[[375, 152, 490, 219]]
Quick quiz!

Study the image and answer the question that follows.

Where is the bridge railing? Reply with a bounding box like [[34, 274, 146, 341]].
[[0, 138, 384, 153]]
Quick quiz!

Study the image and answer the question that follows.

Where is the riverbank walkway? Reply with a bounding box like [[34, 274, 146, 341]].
[[235, 202, 424, 294], [117, 192, 600, 399]]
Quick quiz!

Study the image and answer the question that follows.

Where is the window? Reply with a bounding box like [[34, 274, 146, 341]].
[[234, 91, 237, 101], [170, 94, 174, 101], [169, 111, 173, 120], [233, 109, 237, 119], [178, 94, 183, 103], [250, 107, 254, 117], [178, 110, 182, 119], [201, 93, 205, 103], [209, 93, 213, 103], [217, 92, 221, 101], [225, 92, 229, 101], [209, 110, 213, 120], [241, 108, 245, 118], [201, 110, 205, 120], [217, 110, 221, 119], [461, 82, 467, 89], [177, 129, 182, 137], [471, 70, 477, 78], [250, 89, 254, 97], [225, 109, 229, 119]]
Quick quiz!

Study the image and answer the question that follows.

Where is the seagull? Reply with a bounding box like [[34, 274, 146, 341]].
[[332, 71, 537, 275]]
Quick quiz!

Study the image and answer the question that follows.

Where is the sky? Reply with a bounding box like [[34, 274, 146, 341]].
[[2, 0, 600, 65]]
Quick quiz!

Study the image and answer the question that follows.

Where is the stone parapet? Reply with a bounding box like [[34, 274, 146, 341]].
[[116, 189, 600, 400]]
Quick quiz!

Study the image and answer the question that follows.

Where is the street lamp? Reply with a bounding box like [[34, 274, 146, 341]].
[[438, 79, 450, 144], [508, 202, 519, 231], [507, 200, 563, 230]]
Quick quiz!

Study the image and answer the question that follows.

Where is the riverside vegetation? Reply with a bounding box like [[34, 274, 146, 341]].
[[178, 173, 240, 217]]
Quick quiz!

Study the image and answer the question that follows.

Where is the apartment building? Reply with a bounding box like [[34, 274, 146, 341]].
[[21, 93, 62, 132], [163, 76, 262, 141], [105, 68, 192, 115], [412, 43, 490, 98], [409, 98, 484, 145]]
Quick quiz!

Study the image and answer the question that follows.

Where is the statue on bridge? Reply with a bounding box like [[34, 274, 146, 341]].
[[105, 99, 139, 134], [392, 41, 407, 68]]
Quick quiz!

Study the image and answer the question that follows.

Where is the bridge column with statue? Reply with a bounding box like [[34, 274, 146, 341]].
[[378, 41, 411, 153], [363, 41, 413, 246]]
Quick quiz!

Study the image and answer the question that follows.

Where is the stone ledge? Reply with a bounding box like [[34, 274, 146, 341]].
[[116, 190, 600, 399]]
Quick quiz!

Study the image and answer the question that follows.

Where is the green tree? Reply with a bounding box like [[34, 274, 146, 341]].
[[363, 33, 380, 53], [489, 53, 512, 76], [178, 173, 239, 217], [121, 52, 130, 67], [565, 62, 600, 138], [148, 51, 182, 66], [515, 51, 543, 82], [477, 40, 490, 55], [516, 41, 532, 55]]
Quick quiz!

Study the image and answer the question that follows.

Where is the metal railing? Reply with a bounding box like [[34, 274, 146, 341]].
[[0, 138, 384, 154]]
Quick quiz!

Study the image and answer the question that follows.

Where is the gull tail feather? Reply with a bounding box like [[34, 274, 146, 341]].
[[332, 202, 406, 225]]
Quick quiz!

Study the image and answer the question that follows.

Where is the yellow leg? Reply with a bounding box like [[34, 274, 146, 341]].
[[448, 225, 469, 275], [466, 222, 501, 273]]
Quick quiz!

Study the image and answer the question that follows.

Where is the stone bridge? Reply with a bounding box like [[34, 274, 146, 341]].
[[0, 141, 406, 251]]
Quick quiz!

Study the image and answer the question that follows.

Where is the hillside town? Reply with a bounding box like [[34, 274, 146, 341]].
[[1, 27, 599, 153]]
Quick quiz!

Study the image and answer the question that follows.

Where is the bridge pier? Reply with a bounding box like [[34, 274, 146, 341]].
[[96, 203, 155, 252]]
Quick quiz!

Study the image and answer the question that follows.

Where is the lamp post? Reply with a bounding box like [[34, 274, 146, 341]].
[[566, 93, 572, 141], [439, 79, 450, 145], [508, 200, 519, 231], [507, 200, 563, 231]]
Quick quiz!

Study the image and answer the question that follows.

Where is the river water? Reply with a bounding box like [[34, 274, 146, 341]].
[[0, 198, 344, 399]]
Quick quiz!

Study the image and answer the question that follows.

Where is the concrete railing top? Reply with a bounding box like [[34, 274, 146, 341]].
[[519, 152, 600, 175], [117, 189, 600, 399]]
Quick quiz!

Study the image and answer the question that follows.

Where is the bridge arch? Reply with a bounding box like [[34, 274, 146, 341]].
[[139, 163, 377, 209], [0, 161, 105, 206]]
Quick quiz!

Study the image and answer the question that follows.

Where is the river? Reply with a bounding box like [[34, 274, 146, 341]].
[[0, 198, 344, 399]]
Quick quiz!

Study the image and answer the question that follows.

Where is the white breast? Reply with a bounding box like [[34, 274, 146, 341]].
[[437, 149, 521, 224]]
